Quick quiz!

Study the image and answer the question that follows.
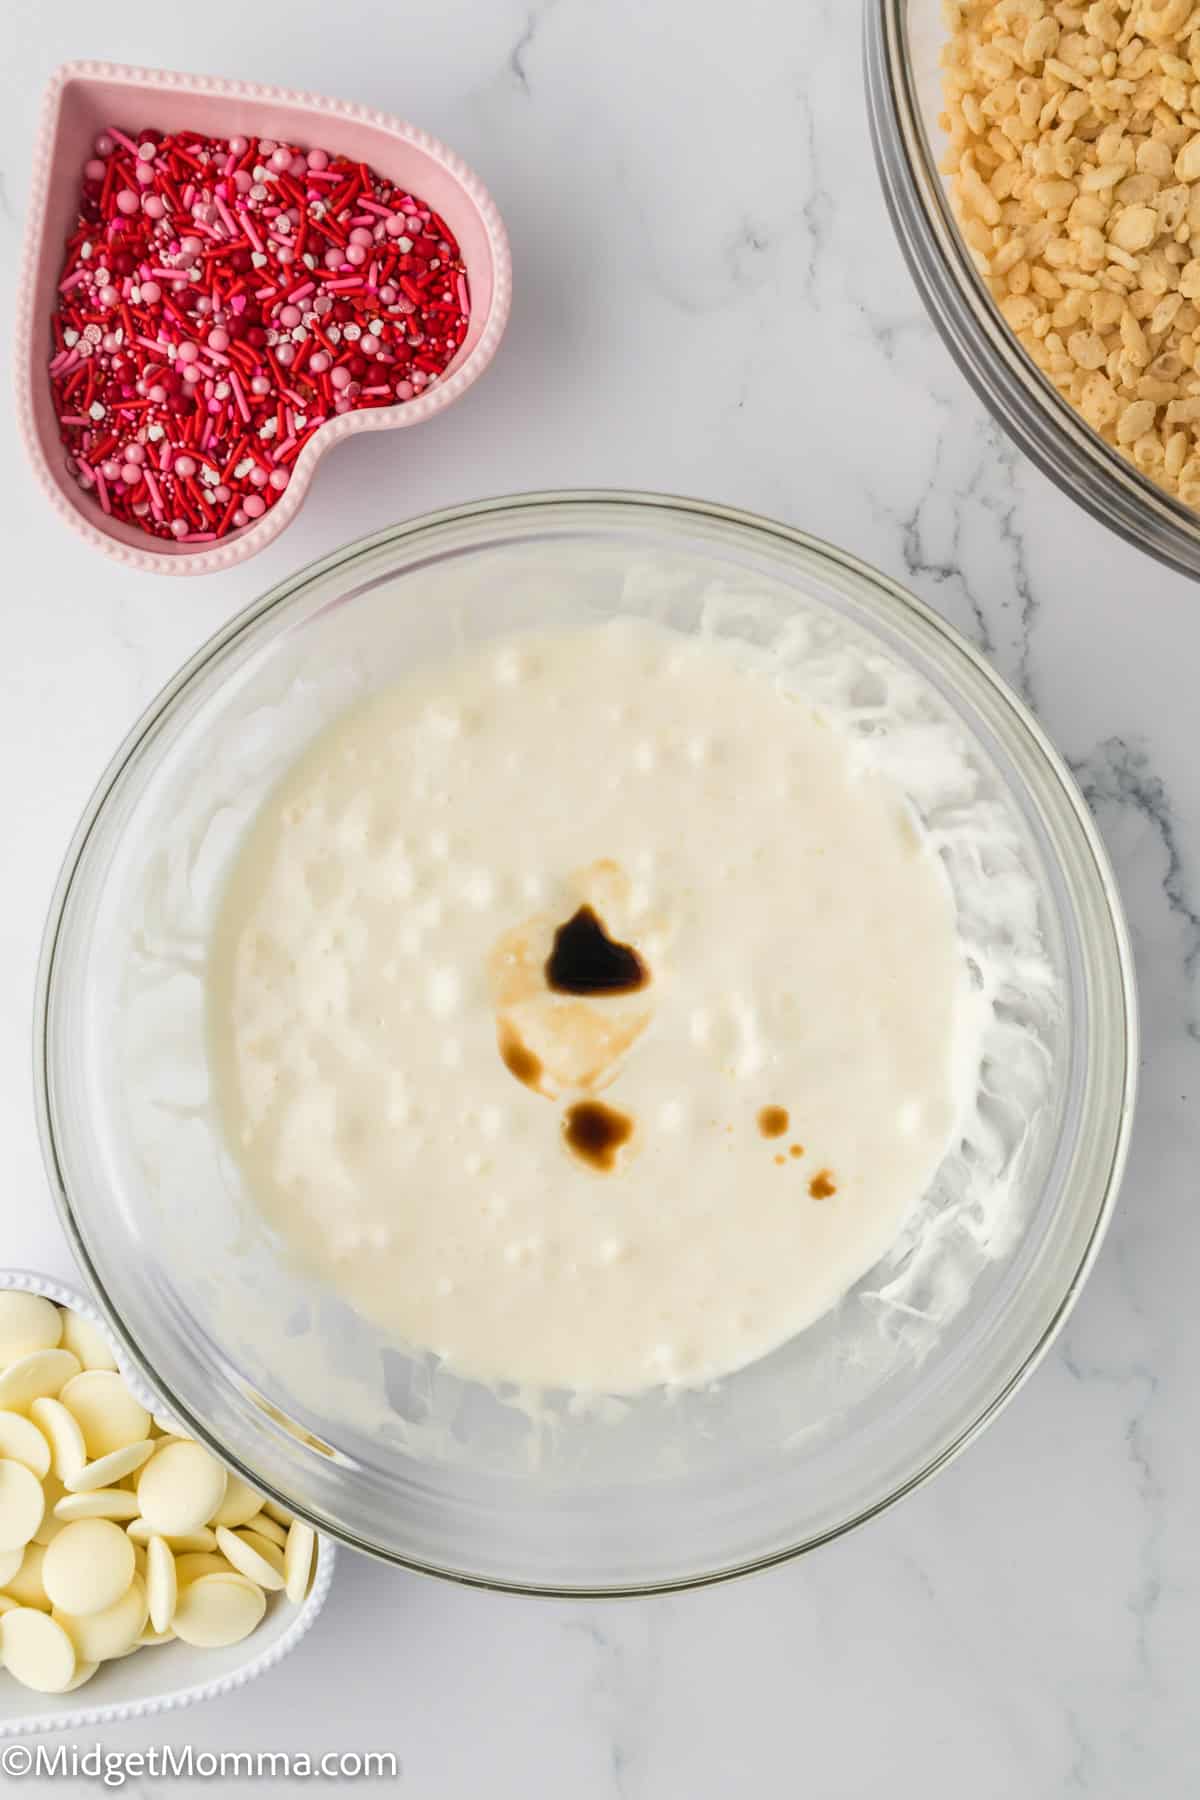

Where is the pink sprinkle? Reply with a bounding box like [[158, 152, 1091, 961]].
[[239, 211, 264, 255], [214, 196, 240, 238], [228, 369, 252, 423]]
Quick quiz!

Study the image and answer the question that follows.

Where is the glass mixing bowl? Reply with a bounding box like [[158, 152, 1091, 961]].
[[865, 0, 1200, 579], [35, 492, 1136, 1594]]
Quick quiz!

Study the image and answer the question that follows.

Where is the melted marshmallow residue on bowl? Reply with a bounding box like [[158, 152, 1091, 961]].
[[114, 544, 1063, 1470], [206, 617, 984, 1394]]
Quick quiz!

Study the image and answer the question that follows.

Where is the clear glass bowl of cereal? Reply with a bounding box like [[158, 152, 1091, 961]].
[[866, 0, 1200, 576]]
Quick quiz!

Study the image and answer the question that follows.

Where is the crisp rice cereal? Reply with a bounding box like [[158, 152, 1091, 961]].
[[941, 0, 1200, 505]]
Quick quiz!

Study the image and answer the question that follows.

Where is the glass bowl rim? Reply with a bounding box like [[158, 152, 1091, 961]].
[[33, 488, 1140, 1595]]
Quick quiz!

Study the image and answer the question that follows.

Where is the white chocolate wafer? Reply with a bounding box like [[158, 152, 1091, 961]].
[[172, 1573, 265, 1648], [0, 1459, 45, 1551], [65, 1439, 154, 1494], [146, 1536, 177, 1634], [215, 1525, 285, 1592], [30, 1398, 87, 1484], [0, 1295, 63, 1364], [54, 1575, 147, 1663], [59, 1372, 150, 1459], [43, 1519, 135, 1616], [0, 1350, 80, 1413], [126, 1519, 216, 1553], [0, 1606, 76, 1692], [246, 1511, 287, 1549], [54, 1488, 141, 1523], [5, 1542, 49, 1609], [33, 1477, 67, 1547], [0, 1411, 51, 1480], [61, 1658, 99, 1691], [57, 1308, 117, 1373], [284, 1521, 316, 1604], [210, 1475, 263, 1529], [137, 1441, 226, 1536], [173, 1551, 234, 1585]]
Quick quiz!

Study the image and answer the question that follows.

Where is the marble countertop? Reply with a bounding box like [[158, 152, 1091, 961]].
[[0, 0, 1193, 1793]]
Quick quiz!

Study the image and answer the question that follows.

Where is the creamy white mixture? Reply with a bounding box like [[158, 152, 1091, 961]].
[[208, 619, 976, 1393]]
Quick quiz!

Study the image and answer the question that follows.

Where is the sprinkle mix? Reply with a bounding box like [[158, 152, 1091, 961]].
[[48, 129, 471, 543]]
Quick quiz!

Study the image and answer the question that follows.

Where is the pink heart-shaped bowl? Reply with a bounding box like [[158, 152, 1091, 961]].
[[16, 62, 512, 575]]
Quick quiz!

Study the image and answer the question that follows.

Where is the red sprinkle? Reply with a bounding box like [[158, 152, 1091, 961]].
[[49, 129, 472, 543]]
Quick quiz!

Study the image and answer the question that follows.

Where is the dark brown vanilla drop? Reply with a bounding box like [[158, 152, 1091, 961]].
[[497, 1021, 544, 1093], [563, 1101, 634, 1172], [758, 1106, 789, 1139], [545, 906, 648, 995]]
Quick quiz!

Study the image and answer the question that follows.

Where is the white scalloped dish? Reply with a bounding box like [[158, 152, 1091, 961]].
[[15, 62, 512, 576], [0, 1270, 335, 1738]]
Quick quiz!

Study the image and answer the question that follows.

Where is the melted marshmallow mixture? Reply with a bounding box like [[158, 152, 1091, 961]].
[[208, 620, 974, 1393]]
